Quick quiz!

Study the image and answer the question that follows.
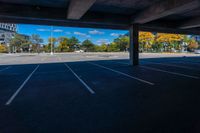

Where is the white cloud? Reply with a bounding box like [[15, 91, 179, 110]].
[[110, 33, 121, 37], [96, 39, 110, 45], [74, 32, 91, 38], [37, 28, 63, 32], [37, 29, 50, 32], [53, 29, 63, 32], [89, 30, 104, 35]]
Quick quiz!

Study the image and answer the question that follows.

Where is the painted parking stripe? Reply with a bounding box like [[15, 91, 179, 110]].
[[87, 62, 154, 85], [142, 61, 197, 70], [0, 66, 11, 72], [109, 60, 199, 79], [64, 63, 95, 94], [141, 66, 199, 79], [5, 65, 40, 106]]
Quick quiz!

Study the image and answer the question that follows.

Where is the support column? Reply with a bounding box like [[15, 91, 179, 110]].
[[129, 24, 139, 66]]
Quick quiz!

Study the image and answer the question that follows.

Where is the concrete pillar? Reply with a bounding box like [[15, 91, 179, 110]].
[[129, 24, 139, 66]]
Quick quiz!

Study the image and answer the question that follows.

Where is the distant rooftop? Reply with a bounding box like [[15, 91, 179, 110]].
[[0, 23, 17, 32]]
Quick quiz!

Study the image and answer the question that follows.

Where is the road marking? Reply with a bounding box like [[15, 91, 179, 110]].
[[5, 65, 40, 106], [141, 66, 199, 79], [64, 63, 95, 94], [87, 62, 154, 85], [0, 66, 11, 72], [142, 61, 197, 70], [110, 60, 199, 79]]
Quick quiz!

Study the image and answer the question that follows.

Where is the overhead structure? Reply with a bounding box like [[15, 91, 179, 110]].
[[180, 16, 200, 29], [67, 0, 96, 19], [133, 0, 200, 24], [0, 0, 200, 65]]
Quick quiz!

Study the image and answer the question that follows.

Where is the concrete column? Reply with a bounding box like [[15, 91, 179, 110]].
[[129, 24, 139, 66]]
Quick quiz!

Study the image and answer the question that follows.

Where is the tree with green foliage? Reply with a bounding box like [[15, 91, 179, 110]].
[[68, 37, 80, 52], [31, 34, 43, 53], [107, 42, 120, 52], [10, 34, 30, 53], [81, 39, 95, 52], [113, 36, 129, 51]]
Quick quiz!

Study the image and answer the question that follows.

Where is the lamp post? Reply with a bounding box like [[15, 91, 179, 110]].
[[50, 26, 54, 55], [7, 43, 10, 54]]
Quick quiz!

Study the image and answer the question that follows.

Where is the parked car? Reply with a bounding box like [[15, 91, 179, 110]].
[[194, 49, 200, 54], [74, 50, 84, 53]]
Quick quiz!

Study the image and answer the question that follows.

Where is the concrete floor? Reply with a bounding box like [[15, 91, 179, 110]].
[[0, 53, 200, 133]]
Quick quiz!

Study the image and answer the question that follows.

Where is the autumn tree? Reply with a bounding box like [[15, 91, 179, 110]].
[[155, 33, 183, 52], [139, 32, 155, 52], [0, 44, 7, 53], [188, 38, 199, 51], [57, 37, 69, 52]]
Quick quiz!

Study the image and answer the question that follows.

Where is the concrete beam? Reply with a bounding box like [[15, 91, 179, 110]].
[[0, 3, 130, 29], [140, 25, 200, 35], [129, 24, 139, 66], [133, 0, 200, 24], [0, 15, 129, 30], [180, 17, 200, 29], [67, 0, 96, 19]]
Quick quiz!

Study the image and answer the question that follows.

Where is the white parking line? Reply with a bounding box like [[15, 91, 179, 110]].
[[108, 60, 199, 79], [87, 62, 154, 85], [141, 66, 199, 79], [5, 65, 40, 106], [0, 66, 11, 72], [142, 61, 197, 70], [64, 63, 95, 94]]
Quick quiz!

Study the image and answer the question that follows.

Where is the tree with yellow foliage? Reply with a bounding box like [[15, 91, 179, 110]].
[[139, 32, 155, 52], [155, 33, 184, 52], [0, 44, 7, 53]]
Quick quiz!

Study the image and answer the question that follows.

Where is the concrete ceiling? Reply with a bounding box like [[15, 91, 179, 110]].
[[0, 0, 200, 34]]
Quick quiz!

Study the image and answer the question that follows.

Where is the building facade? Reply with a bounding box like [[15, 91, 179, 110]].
[[0, 23, 17, 45]]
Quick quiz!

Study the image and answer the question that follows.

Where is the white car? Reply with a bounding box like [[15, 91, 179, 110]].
[[75, 50, 84, 53]]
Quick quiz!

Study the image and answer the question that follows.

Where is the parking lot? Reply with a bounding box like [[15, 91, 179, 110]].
[[0, 52, 200, 133]]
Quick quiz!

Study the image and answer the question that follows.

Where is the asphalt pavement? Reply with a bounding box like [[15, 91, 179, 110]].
[[0, 53, 200, 133]]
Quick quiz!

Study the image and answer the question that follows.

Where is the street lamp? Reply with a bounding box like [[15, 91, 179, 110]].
[[7, 43, 10, 54], [37, 25, 63, 55], [50, 26, 54, 55]]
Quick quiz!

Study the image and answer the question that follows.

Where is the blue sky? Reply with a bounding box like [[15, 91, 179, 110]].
[[17, 24, 128, 45]]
